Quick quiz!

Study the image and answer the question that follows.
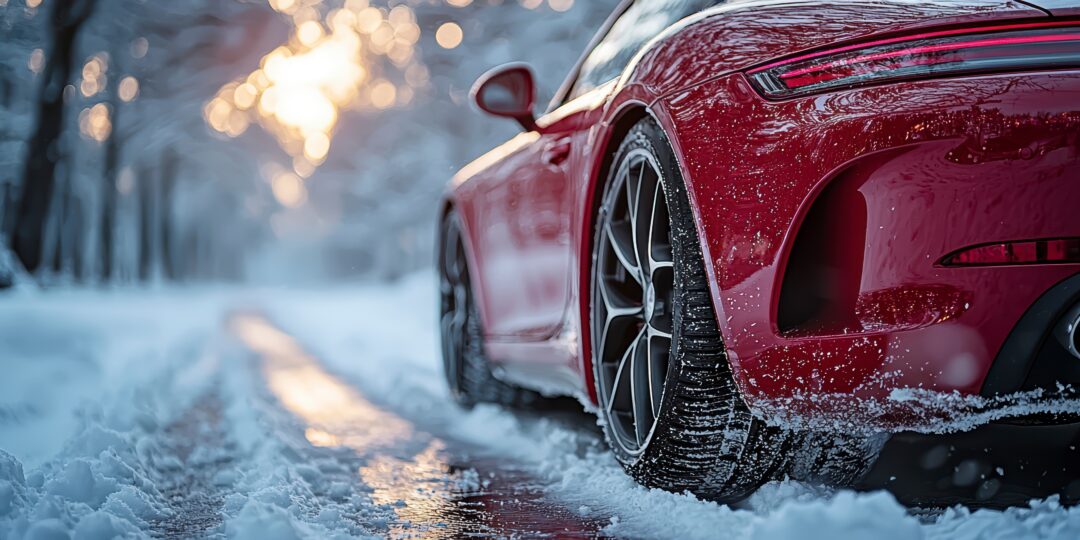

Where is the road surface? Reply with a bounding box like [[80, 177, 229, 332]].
[[1, 276, 1077, 539]]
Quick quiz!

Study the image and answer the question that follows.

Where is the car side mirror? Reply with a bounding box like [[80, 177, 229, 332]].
[[471, 63, 538, 132]]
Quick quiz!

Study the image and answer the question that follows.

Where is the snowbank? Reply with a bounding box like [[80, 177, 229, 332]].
[[263, 273, 1080, 540]]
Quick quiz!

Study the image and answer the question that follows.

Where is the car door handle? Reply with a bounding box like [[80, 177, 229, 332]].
[[542, 138, 572, 168]]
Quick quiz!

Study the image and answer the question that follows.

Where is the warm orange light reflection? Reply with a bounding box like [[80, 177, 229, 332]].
[[304, 427, 341, 447], [229, 314, 413, 450], [453, 131, 540, 186], [358, 439, 464, 528], [230, 314, 507, 535]]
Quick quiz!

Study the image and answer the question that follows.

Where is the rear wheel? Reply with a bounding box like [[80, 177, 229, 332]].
[[439, 211, 535, 408], [591, 118, 796, 502]]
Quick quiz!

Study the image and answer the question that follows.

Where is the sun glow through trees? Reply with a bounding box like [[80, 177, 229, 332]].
[[204, 0, 430, 201], [203, 0, 573, 208]]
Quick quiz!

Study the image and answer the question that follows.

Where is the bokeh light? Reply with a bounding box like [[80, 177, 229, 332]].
[[79, 103, 112, 142], [118, 76, 139, 102], [549, 0, 574, 12], [28, 49, 44, 74], [435, 22, 463, 49], [272, 171, 307, 207], [80, 54, 108, 98], [206, 0, 435, 185], [130, 37, 149, 59]]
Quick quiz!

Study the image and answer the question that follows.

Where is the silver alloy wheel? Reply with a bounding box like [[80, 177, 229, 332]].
[[439, 221, 469, 399], [593, 148, 675, 457]]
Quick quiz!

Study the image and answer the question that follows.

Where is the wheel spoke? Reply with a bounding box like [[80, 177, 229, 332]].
[[605, 222, 641, 284], [596, 279, 643, 391], [443, 227, 465, 284], [597, 275, 642, 319], [646, 331, 670, 419], [605, 328, 642, 414], [441, 309, 464, 390], [645, 170, 674, 277], [647, 323, 672, 340], [624, 161, 640, 232], [635, 165, 658, 274], [593, 149, 677, 455], [629, 331, 651, 446], [629, 162, 647, 276]]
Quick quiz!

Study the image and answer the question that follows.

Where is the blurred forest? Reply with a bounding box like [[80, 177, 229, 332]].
[[0, 0, 617, 287]]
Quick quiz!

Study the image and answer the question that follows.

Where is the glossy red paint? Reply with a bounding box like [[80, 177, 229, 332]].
[[662, 71, 1080, 423], [443, 0, 1080, 429]]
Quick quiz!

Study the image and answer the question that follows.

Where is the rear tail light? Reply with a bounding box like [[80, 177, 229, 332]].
[[748, 22, 1080, 98], [941, 238, 1080, 267]]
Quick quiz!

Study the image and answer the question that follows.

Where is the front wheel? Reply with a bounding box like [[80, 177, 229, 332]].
[[590, 118, 795, 502], [439, 210, 535, 408]]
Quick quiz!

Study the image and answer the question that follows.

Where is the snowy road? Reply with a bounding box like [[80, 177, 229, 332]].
[[2, 275, 1080, 539]]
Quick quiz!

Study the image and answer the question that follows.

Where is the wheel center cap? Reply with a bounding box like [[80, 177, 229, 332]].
[[644, 282, 656, 321]]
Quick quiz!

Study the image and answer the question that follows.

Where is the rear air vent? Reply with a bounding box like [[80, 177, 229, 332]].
[[776, 169, 866, 334]]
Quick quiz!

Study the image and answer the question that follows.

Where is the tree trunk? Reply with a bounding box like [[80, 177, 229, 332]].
[[47, 168, 67, 276], [159, 148, 178, 281], [0, 183, 12, 244], [137, 163, 153, 282], [11, 0, 97, 273], [66, 192, 85, 283], [99, 102, 120, 282]]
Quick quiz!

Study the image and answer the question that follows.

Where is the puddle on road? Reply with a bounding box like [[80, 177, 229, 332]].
[[230, 314, 608, 538]]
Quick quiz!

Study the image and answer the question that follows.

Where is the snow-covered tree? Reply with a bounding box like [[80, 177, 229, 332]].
[[0, 0, 618, 286]]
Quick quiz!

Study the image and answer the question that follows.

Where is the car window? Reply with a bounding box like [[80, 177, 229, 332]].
[[567, 0, 725, 101]]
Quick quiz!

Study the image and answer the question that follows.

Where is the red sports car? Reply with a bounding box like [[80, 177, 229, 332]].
[[438, 0, 1080, 503]]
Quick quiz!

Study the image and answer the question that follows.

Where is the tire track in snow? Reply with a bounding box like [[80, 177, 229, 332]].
[[229, 312, 610, 538], [151, 390, 233, 538]]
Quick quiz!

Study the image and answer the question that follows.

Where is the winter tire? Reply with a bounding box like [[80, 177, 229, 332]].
[[590, 117, 797, 502]]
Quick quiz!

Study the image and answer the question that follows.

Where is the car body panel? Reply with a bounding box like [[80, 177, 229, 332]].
[[452, 84, 614, 346], [661, 70, 1080, 425], [443, 0, 1080, 427], [622, 0, 1046, 98]]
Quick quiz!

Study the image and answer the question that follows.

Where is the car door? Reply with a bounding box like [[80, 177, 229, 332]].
[[470, 126, 573, 340], [478, 0, 720, 341], [473, 3, 637, 341]]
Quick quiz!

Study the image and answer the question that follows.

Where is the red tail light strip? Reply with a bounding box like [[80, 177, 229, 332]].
[[748, 20, 1080, 74], [941, 238, 1080, 267], [747, 22, 1080, 98]]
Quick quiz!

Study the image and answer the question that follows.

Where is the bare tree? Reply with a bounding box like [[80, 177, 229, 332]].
[[11, 0, 98, 273], [137, 162, 153, 282], [99, 97, 120, 281], [159, 147, 179, 281]]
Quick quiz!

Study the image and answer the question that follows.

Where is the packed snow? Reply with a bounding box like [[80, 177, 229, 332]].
[[2, 276, 1079, 539]]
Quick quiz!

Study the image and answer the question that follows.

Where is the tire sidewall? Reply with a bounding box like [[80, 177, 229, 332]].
[[591, 117, 696, 469]]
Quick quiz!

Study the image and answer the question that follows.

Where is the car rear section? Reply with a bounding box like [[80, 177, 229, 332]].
[[633, 1, 1080, 430], [622, 0, 1080, 505]]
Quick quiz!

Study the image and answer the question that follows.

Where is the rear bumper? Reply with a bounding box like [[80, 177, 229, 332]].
[[860, 420, 1080, 508], [660, 70, 1080, 430]]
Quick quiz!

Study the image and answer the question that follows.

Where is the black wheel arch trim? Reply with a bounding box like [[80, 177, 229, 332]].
[[981, 271, 1080, 397]]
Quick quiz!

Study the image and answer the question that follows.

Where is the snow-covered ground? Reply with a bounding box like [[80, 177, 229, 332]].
[[1, 275, 1079, 539]]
